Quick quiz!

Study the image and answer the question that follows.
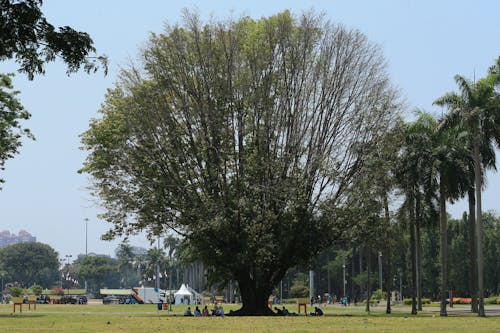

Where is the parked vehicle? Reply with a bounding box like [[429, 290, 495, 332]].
[[60, 295, 88, 304], [37, 294, 51, 304], [102, 295, 120, 305]]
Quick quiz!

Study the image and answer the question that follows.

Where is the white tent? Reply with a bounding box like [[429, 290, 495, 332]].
[[174, 284, 193, 305]]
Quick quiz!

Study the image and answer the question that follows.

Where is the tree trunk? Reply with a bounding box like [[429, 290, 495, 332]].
[[383, 191, 392, 314], [327, 253, 331, 295], [351, 250, 355, 300], [416, 191, 423, 311], [359, 247, 363, 298], [408, 192, 418, 315], [385, 250, 392, 314], [439, 177, 448, 317], [474, 131, 485, 317], [365, 247, 371, 313], [232, 277, 274, 316], [468, 187, 478, 313]]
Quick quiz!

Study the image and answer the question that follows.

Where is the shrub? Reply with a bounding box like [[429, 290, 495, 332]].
[[372, 289, 384, 301], [289, 284, 309, 298], [31, 284, 43, 296], [8, 286, 24, 297]]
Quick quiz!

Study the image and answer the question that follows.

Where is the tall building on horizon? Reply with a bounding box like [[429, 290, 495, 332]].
[[0, 230, 36, 248]]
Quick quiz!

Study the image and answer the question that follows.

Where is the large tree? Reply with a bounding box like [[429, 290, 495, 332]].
[[75, 255, 120, 293], [0, 242, 59, 287], [81, 11, 400, 315]]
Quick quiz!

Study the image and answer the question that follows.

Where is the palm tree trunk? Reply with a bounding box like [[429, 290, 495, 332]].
[[408, 192, 418, 315], [416, 191, 423, 311], [474, 131, 485, 317], [439, 177, 448, 317], [467, 187, 478, 313]]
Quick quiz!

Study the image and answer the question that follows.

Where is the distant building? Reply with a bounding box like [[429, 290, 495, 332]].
[[0, 230, 36, 248], [113, 245, 148, 260], [76, 252, 112, 261]]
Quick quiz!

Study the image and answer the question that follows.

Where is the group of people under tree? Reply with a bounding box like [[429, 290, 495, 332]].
[[184, 305, 225, 317]]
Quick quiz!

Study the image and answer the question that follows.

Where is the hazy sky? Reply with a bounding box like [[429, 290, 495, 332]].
[[1, 0, 499, 261]]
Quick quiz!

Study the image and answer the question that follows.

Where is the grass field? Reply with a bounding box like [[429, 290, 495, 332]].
[[0, 302, 498, 333]]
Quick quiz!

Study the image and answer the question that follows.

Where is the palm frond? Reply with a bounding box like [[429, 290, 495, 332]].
[[454, 75, 473, 102]]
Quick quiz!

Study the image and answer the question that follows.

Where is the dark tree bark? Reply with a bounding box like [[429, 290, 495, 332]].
[[365, 247, 371, 313], [415, 191, 423, 311], [383, 192, 392, 314], [230, 276, 275, 316], [439, 177, 448, 317], [408, 193, 418, 315], [474, 131, 485, 317], [467, 187, 478, 313]]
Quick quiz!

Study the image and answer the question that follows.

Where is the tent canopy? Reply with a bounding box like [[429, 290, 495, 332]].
[[174, 284, 194, 304], [174, 284, 192, 296]]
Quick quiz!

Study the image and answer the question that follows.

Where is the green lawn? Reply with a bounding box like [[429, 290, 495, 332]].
[[0, 303, 498, 333]]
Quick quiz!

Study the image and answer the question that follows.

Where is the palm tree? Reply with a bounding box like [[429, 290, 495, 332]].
[[396, 112, 436, 315], [397, 112, 469, 316], [434, 59, 500, 316], [116, 241, 135, 288], [432, 122, 470, 316]]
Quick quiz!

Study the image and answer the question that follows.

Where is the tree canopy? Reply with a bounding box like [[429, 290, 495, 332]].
[[81, 10, 400, 315], [0, 74, 32, 187], [0, 0, 106, 186], [75, 255, 119, 293], [0, 242, 59, 288], [0, 0, 107, 79]]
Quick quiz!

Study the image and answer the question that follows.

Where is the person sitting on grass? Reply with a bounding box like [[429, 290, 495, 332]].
[[315, 307, 324, 316], [202, 305, 209, 316], [212, 305, 225, 317], [274, 307, 284, 315], [310, 307, 324, 316], [194, 306, 201, 317], [184, 306, 193, 316]]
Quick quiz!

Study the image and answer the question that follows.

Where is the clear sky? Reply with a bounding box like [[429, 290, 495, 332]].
[[1, 0, 499, 261]]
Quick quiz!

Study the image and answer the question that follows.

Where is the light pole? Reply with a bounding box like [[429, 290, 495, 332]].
[[65, 255, 72, 295], [84, 218, 89, 292], [399, 269, 403, 302], [378, 252, 383, 291], [156, 237, 161, 303], [84, 218, 89, 256], [342, 251, 346, 298]]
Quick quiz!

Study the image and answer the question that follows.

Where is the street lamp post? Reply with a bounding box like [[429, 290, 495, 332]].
[[84, 218, 89, 293], [399, 269, 403, 301], [84, 218, 89, 256], [65, 255, 72, 295], [378, 252, 383, 291], [342, 251, 346, 298]]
